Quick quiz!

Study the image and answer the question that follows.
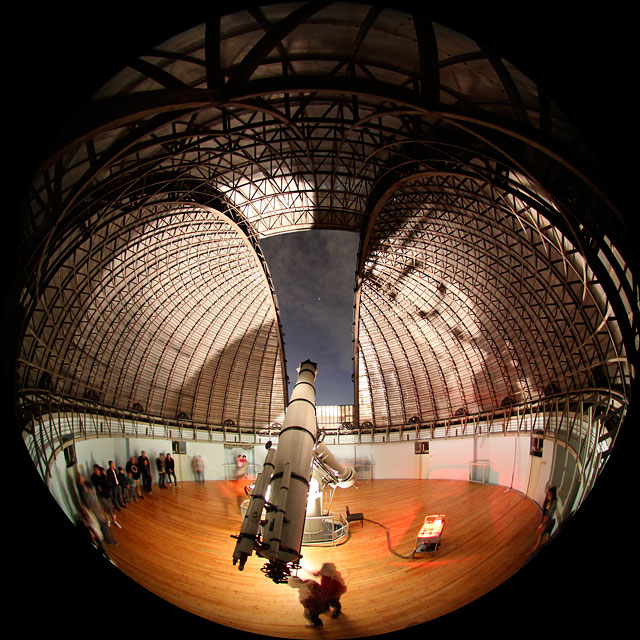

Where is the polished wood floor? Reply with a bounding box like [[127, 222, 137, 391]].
[[107, 479, 540, 638]]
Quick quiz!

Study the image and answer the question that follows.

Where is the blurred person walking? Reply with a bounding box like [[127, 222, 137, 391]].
[[77, 470, 118, 544], [193, 455, 205, 485], [288, 577, 328, 628], [156, 453, 167, 489], [90, 465, 121, 529], [313, 563, 347, 617]]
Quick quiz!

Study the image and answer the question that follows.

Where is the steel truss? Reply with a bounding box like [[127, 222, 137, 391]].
[[12, 3, 638, 501]]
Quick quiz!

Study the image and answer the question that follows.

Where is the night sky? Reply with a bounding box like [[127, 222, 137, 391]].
[[260, 229, 360, 406]]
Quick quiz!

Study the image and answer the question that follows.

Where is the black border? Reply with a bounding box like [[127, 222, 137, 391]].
[[5, 3, 634, 636]]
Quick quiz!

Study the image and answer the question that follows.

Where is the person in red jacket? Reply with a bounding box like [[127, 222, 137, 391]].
[[313, 562, 347, 618], [288, 577, 328, 627]]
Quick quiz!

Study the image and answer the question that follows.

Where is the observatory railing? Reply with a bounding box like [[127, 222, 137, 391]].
[[16, 388, 625, 493], [239, 499, 349, 546]]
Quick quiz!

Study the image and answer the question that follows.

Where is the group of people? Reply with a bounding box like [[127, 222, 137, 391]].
[[75, 463, 123, 560], [98, 451, 179, 505], [155, 452, 179, 489], [74, 450, 179, 559], [288, 563, 347, 628]]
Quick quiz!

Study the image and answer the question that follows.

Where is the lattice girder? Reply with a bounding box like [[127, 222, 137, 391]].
[[13, 3, 637, 437], [355, 167, 631, 427], [18, 203, 287, 428]]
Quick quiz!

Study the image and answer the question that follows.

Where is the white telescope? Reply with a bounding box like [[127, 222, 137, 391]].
[[232, 359, 319, 582], [314, 442, 357, 489]]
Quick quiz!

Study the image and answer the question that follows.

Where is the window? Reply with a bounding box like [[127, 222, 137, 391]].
[[64, 442, 77, 467], [415, 441, 429, 454], [172, 441, 186, 454]]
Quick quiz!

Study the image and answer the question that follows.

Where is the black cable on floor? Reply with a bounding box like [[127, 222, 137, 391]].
[[363, 518, 417, 559]]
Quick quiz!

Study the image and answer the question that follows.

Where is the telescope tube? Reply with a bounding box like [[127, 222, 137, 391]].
[[314, 442, 358, 488], [232, 445, 277, 570], [260, 359, 318, 567]]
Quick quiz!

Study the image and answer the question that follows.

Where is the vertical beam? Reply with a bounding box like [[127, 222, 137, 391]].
[[205, 14, 225, 91], [413, 13, 439, 104]]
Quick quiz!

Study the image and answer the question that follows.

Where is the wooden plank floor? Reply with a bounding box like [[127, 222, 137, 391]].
[[107, 479, 540, 638]]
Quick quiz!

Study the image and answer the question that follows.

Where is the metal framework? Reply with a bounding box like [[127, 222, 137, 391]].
[[11, 3, 638, 502]]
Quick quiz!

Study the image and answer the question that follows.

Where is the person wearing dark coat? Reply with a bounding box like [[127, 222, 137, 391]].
[[156, 453, 167, 489], [165, 453, 178, 487], [106, 460, 126, 509], [117, 467, 130, 504], [536, 486, 558, 548], [138, 451, 152, 493], [90, 465, 121, 529]]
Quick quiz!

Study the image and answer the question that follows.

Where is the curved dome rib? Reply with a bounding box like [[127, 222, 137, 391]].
[[18, 202, 287, 428]]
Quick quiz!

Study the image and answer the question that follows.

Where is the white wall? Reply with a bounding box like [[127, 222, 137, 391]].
[[49, 449, 79, 521], [77, 436, 128, 477], [324, 436, 535, 487], [47, 432, 555, 523], [427, 439, 475, 481], [473, 434, 534, 492], [526, 437, 555, 505], [121, 438, 229, 482], [181, 440, 226, 481], [51, 434, 541, 487]]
